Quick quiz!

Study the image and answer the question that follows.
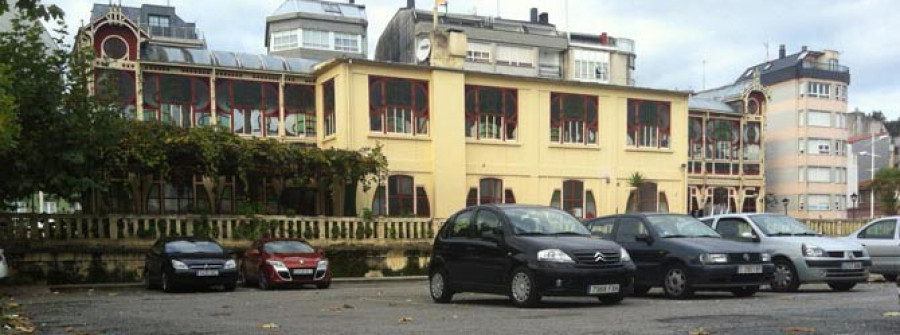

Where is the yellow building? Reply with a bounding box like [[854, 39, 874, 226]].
[[314, 58, 689, 219]]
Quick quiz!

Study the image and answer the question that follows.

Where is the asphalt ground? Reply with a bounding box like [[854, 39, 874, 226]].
[[6, 280, 900, 335]]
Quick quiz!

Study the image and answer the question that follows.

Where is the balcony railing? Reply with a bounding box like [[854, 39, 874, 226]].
[[139, 23, 203, 40], [801, 61, 849, 73], [538, 64, 561, 78]]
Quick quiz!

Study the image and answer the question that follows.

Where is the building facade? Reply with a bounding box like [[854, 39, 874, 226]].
[[686, 75, 768, 217], [738, 45, 851, 219], [265, 0, 368, 61], [374, 1, 636, 86]]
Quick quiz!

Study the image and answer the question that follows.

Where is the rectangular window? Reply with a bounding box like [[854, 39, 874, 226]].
[[369, 76, 429, 135], [807, 167, 832, 183], [834, 140, 846, 156], [143, 74, 211, 127], [495, 45, 533, 67], [572, 49, 610, 82], [271, 30, 299, 51], [323, 80, 336, 136], [333, 33, 360, 52], [302, 29, 331, 50], [806, 110, 831, 127], [466, 42, 492, 63], [835, 85, 847, 100], [550, 93, 598, 145], [215, 79, 279, 137], [627, 99, 671, 149], [284, 84, 316, 137], [465, 85, 517, 141], [148, 15, 170, 28], [807, 82, 831, 98], [807, 138, 831, 154], [835, 168, 847, 183], [807, 194, 831, 211], [835, 113, 846, 128]]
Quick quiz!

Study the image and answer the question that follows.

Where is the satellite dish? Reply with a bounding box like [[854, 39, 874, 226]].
[[416, 37, 432, 63]]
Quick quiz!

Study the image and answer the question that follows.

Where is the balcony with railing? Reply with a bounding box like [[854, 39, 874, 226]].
[[798, 61, 851, 84], [801, 61, 849, 73], [139, 23, 204, 41]]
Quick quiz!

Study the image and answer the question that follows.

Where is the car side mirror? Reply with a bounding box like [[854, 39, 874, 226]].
[[635, 233, 653, 244]]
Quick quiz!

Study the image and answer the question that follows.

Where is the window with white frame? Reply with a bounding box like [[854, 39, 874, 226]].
[[834, 140, 847, 156], [271, 30, 299, 51], [806, 138, 831, 154], [466, 42, 492, 63], [807, 194, 831, 211], [834, 194, 845, 210], [835, 113, 846, 128], [302, 29, 330, 50], [572, 49, 610, 82], [835, 84, 847, 100], [333, 33, 360, 52], [835, 168, 847, 183], [806, 110, 831, 127], [807, 167, 831, 183], [495, 45, 534, 67], [148, 15, 170, 28], [806, 82, 831, 98]]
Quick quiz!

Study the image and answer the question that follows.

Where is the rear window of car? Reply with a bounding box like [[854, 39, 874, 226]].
[[264, 241, 315, 253], [165, 240, 224, 254]]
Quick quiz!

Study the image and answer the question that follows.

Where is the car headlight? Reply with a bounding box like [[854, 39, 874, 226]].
[[761, 253, 772, 262], [537, 249, 575, 263], [317, 260, 329, 271], [620, 248, 632, 263], [699, 253, 728, 264], [266, 260, 288, 270], [171, 260, 188, 270], [224, 259, 236, 269], [802, 244, 825, 258]]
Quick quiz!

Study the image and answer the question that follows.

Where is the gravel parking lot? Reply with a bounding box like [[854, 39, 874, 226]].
[[10, 281, 900, 335]]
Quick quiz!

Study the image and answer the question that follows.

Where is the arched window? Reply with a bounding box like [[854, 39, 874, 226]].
[[369, 76, 429, 135], [550, 93, 598, 145], [144, 74, 211, 127], [627, 182, 662, 213], [465, 85, 517, 141], [549, 180, 595, 218]]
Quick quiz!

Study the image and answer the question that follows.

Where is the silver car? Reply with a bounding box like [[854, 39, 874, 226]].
[[845, 217, 899, 282], [701, 213, 870, 292]]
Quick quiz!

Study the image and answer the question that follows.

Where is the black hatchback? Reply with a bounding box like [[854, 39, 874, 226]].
[[144, 236, 238, 292], [585, 214, 774, 299], [428, 205, 636, 307]]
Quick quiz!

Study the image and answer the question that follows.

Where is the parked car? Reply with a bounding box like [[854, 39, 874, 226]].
[[586, 213, 773, 299], [0, 249, 8, 281], [240, 238, 331, 290], [428, 205, 636, 307], [144, 237, 238, 292], [702, 213, 871, 292], [845, 217, 899, 282]]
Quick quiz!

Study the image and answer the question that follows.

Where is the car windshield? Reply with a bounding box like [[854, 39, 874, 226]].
[[646, 215, 721, 238], [264, 241, 315, 253], [165, 240, 224, 254], [751, 214, 818, 236], [504, 207, 591, 236]]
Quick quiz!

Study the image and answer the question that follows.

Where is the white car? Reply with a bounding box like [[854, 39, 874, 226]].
[[0, 249, 8, 280], [845, 217, 899, 282]]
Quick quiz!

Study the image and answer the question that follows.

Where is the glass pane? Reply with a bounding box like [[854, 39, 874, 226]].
[[266, 115, 279, 136], [233, 110, 245, 134], [386, 79, 412, 106]]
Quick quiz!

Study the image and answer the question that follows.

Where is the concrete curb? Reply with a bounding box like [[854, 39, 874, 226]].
[[46, 275, 427, 291]]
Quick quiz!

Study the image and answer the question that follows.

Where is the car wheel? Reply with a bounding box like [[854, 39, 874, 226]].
[[827, 282, 856, 292], [632, 285, 651, 296], [883, 274, 898, 282], [663, 264, 694, 299], [598, 295, 625, 305], [316, 282, 331, 290], [238, 265, 252, 287], [770, 259, 800, 292], [258, 269, 271, 290], [162, 272, 175, 293], [429, 268, 453, 303], [509, 267, 541, 308], [730, 286, 759, 297]]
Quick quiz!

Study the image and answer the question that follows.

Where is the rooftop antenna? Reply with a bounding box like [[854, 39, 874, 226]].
[[764, 42, 769, 61], [702, 59, 707, 90], [495, 0, 499, 17], [565, 0, 570, 40]]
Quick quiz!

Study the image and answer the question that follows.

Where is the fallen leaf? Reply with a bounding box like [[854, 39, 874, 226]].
[[689, 327, 710, 335], [342, 304, 354, 309], [884, 311, 900, 317], [259, 323, 279, 329], [398, 316, 413, 323], [781, 327, 816, 334]]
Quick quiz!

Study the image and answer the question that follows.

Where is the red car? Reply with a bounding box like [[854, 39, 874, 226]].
[[240, 238, 331, 290]]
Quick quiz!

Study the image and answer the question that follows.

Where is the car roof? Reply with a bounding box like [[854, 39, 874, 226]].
[[595, 213, 690, 219], [160, 236, 217, 243], [257, 238, 311, 244]]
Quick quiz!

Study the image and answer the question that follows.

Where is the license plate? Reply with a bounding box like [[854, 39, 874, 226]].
[[293, 268, 314, 275], [738, 265, 763, 274], [196, 270, 218, 277], [588, 284, 620, 295], [842, 262, 862, 270]]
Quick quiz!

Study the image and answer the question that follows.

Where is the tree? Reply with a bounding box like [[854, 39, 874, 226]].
[[872, 168, 900, 216], [0, 64, 16, 155]]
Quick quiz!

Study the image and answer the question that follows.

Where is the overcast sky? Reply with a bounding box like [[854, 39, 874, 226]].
[[44, 0, 899, 119]]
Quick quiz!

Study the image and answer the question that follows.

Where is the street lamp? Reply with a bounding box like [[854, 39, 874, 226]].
[[850, 193, 858, 219], [860, 134, 890, 219], [781, 198, 790, 216]]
